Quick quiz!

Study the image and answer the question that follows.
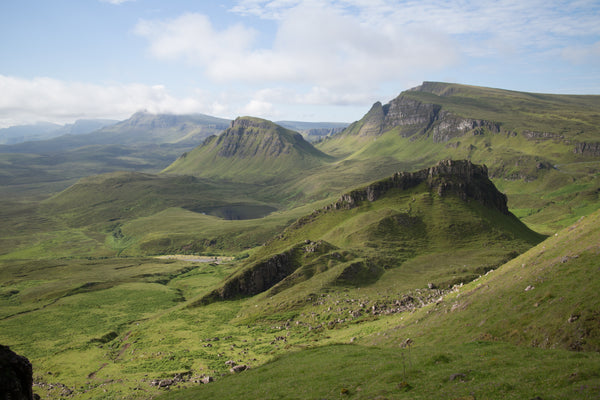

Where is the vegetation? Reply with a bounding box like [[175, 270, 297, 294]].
[[0, 82, 599, 399]]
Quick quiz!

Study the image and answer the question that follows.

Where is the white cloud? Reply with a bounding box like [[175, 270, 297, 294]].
[[135, 3, 459, 95], [134, 13, 258, 64], [240, 99, 276, 118], [0, 75, 213, 128], [100, 0, 135, 4]]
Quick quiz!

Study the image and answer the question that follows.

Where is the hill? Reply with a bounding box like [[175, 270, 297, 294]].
[[198, 160, 543, 307], [0, 121, 61, 144], [0, 113, 231, 200], [163, 192, 600, 400], [163, 116, 334, 184], [0, 160, 562, 400], [316, 82, 600, 232]]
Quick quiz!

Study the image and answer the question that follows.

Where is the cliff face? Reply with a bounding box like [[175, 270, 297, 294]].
[[198, 240, 335, 303], [351, 94, 502, 142], [574, 142, 600, 157], [330, 160, 509, 215]]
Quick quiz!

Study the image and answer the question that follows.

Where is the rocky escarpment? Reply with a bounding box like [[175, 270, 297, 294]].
[[330, 160, 509, 215], [0, 345, 34, 400], [574, 142, 600, 157], [348, 94, 502, 142], [195, 240, 336, 303]]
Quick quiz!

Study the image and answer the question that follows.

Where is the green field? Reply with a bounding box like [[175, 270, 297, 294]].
[[1, 82, 599, 399]]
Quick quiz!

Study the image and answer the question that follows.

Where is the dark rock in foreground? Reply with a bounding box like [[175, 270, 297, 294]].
[[0, 345, 34, 400]]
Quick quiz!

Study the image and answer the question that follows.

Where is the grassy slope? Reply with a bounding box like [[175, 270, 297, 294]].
[[316, 83, 600, 233], [3, 84, 597, 260], [0, 171, 287, 259], [0, 171, 597, 399], [162, 209, 600, 400]]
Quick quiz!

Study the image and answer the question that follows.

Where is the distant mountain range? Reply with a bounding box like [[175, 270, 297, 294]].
[[0, 119, 117, 145]]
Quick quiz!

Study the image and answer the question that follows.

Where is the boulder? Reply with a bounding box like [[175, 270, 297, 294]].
[[0, 345, 34, 400]]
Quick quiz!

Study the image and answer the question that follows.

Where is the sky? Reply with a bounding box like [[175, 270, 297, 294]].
[[0, 0, 599, 128]]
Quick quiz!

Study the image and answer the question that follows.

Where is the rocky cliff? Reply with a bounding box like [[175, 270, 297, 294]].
[[196, 240, 336, 303], [574, 142, 600, 157], [330, 160, 508, 215], [347, 93, 502, 142]]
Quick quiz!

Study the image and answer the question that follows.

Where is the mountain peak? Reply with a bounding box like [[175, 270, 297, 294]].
[[230, 116, 277, 130], [163, 117, 332, 183]]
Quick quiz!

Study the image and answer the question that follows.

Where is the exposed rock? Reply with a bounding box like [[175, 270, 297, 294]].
[[330, 160, 509, 215], [348, 91, 502, 142], [431, 112, 501, 143], [523, 130, 564, 141], [201, 376, 213, 384], [356, 102, 386, 136], [230, 365, 248, 373], [574, 142, 600, 157], [382, 96, 441, 136], [158, 379, 173, 388], [449, 372, 467, 382], [0, 345, 33, 400], [197, 240, 337, 303]]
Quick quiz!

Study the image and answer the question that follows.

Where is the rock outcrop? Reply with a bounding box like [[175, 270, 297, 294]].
[[0, 345, 34, 400], [574, 142, 600, 157], [196, 241, 336, 303], [330, 160, 509, 215], [348, 94, 502, 142]]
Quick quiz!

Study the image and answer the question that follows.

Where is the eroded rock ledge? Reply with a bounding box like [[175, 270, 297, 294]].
[[330, 160, 509, 215]]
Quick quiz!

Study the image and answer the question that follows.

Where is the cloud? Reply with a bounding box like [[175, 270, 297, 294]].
[[0, 75, 216, 127], [134, 13, 258, 64], [99, 0, 135, 4], [135, 3, 459, 94]]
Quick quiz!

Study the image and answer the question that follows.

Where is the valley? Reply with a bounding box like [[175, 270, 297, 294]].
[[1, 82, 599, 399]]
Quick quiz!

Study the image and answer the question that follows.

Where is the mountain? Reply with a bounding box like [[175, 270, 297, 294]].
[[0, 112, 231, 154], [47, 118, 118, 136], [0, 119, 117, 146], [0, 113, 232, 200], [316, 82, 600, 232], [163, 116, 334, 183], [0, 121, 61, 144]]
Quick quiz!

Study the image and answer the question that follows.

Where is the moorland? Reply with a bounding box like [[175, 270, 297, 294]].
[[1, 82, 599, 399]]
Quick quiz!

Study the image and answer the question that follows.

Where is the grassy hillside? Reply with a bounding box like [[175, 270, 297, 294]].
[[0, 171, 288, 259], [163, 116, 333, 184], [162, 204, 600, 400], [316, 82, 600, 233], [1, 159, 598, 399]]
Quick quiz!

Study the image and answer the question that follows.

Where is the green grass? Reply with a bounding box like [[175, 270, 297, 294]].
[[162, 342, 600, 400], [1, 83, 599, 399]]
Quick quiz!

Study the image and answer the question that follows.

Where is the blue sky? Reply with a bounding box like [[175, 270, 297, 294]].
[[0, 0, 599, 127]]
